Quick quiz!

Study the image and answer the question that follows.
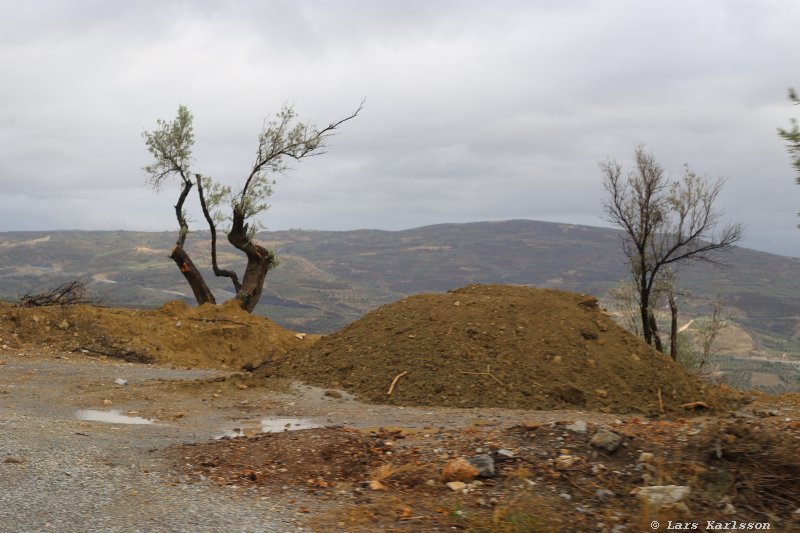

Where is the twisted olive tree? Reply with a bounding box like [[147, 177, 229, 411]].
[[143, 102, 361, 311]]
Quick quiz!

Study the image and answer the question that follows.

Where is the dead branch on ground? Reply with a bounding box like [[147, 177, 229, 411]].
[[72, 346, 154, 364], [187, 318, 251, 326], [458, 365, 506, 387], [387, 371, 408, 396], [18, 281, 98, 307]]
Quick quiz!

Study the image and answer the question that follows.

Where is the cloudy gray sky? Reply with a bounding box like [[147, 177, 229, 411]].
[[2, 0, 800, 256]]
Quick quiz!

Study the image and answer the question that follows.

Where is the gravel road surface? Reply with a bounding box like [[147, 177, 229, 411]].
[[0, 351, 312, 533]]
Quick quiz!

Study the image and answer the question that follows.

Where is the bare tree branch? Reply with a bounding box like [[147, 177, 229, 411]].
[[174, 174, 193, 248], [195, 173, 242, 293], [240, 101, 365, 213]]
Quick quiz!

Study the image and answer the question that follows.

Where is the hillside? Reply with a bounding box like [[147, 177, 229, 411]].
[[1, 220, 799, 391]]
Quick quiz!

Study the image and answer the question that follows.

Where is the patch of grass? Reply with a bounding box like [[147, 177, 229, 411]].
[[463, 489, 561, 533]]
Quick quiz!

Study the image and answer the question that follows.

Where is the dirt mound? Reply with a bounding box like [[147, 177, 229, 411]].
[[0, 299, 309, 370], [266, 284, 743, 414]]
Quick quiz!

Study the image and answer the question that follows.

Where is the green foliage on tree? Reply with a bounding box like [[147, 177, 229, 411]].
[[778, 88, 800, 182], [143, 105, 195, 186]]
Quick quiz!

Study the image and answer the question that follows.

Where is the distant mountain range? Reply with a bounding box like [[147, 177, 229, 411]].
[[2, 219, 799, 391]]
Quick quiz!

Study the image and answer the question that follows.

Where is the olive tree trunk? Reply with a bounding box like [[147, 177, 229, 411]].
[[169, 245, 216, 305], [668, 292, 679, 361], [227, 209, 276, 312], [168, 179, 215, 306]]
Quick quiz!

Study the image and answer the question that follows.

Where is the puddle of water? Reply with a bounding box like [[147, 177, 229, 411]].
[[218, 417, 324, 438], [76, 409, 154, 425]]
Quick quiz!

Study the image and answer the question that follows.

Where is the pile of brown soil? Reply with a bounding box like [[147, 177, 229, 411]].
[[0, 299, 308, 370], [182, 427, 378, 488], [266, 285, 743, 414]]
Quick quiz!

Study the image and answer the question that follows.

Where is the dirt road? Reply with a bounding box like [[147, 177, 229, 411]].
[[0, 349, 316, 533]]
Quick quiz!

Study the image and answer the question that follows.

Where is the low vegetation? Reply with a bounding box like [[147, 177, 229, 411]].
[[18, 280, 98, 307]]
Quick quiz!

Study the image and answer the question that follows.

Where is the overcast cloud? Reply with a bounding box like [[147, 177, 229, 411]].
[[1, 0, 799, 255]]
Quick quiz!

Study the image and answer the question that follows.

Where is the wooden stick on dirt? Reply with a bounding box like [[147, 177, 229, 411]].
[[458, 365, 506, 387], [72, 346, 153, 364], [387, 371, 408, 396], [187, 317, 251, 326], [657, 387, 665, 413]]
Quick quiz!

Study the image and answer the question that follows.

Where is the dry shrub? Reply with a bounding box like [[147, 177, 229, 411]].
[[504, 466, 534, 480], [368, 464, 395, 491], [698, 419, 800, 515], [468, 488, 564, 533], [368, 461, 436, 490], [18, 280, 98, 307]]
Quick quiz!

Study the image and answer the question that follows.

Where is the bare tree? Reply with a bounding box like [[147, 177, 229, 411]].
[[607, 268, 681, 355], [601, 145, 743, 354], [605, 279, 642, 337], [674, 298, 725, 374], [696, 299, 724, 373], [143, 102, 362, 312]]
